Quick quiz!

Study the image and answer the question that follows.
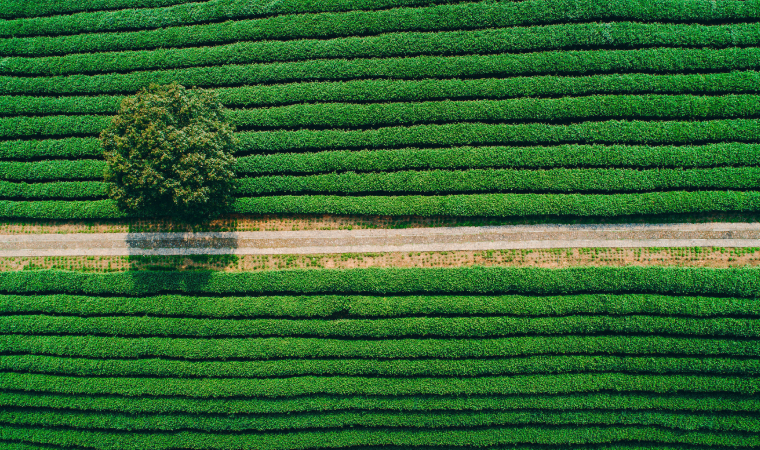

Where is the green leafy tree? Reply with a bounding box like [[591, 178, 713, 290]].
[[100, 83, 237, 218]]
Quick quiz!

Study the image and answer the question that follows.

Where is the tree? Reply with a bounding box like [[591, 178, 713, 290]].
[[100, 83, 237, 218]]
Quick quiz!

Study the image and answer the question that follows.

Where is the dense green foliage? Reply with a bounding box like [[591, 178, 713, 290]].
[[100, 83, 237, 217], [1, 267, 759, 447], [0, 0, 759, 220]]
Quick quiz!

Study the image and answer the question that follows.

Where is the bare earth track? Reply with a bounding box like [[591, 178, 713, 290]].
[[2, 222, 760, 257]]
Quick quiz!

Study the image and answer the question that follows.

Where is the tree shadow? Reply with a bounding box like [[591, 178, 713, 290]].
[[124, 216, 240, 274]]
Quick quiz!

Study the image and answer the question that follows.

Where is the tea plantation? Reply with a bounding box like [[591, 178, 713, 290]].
[[2, 0, 760, 218], [2, 1, 760, 449], [0, 267, 759, 448]]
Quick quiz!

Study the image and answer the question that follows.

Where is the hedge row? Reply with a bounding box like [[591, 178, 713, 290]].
[[3, 408, 757, 433], [5, 71, 760, 116], [230, 94, 760, 130], [9, 167, 760, 196], [4, 293, 756, 318], [3, 139, 759, 174], [233, 119, 760, 154], [3, 372, 756, 397], [4, 334, 756, 360], [0, 0, 463, 37], [7, 94, 760, 139], [5, 314, 755, 338], [0, 160, 105, 181], [0, 0, 192, 19], [1, 189, 760, 219], [0, 94, 124, 116], [0, 181, 107, 199], [4, 140, 758, 175], [0, 137, 102, 160], [231, 190, 760, 218], [238, 143, 760, 175], [4, 48, 759, 95], [5, 0, 760, 57], [4, 354, 756, 378], [3, 391, 757, 416], [0, 114, 110, 139], [3, 424, 757, 449], [7, 22, 760, 76], [1, 267, 758, 297], [233, 167, 760, 195]]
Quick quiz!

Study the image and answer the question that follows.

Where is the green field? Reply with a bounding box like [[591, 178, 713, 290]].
[[0, 267, 759, 448], [2, 0, 760, 218]]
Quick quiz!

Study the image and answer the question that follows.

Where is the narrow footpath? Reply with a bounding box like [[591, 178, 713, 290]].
[[2, 223, 760, 257]]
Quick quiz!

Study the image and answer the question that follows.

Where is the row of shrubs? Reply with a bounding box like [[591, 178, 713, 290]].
[[3, 406, 757, 433], [236, 143, 760, 174], [6, 353, 756, 378], [10, 94, 760, 139], [4, 48, 759, 95], [4, 140, 759, 174], [1, 189, 760, 218], [5, 166, 760, 198], [5, 0, 759, 56], [4, 293, 756, 318], [0, 0, 455, 36], [4, 118, 757, 161], [4, 371, 756, 398], [0, 0, 189, 19], [2, 390, 757, 415], [4, 333, 756, 360], [6, 22, 760, 76], [2, 421, 758, 449], [5, 71, 759, 115], [6, 314, 755, 338], [2, 267, 758, 296]]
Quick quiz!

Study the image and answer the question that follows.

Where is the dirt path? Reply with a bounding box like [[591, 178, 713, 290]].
[[2, 223, 760, 257]]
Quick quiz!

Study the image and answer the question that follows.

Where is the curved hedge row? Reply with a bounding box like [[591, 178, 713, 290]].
[[0, 0, 193, 20], [6, 72, 760, 116], [4, 334, 757, 359], [238, 143, 760, 174], [6, 22, 759, 76], [0, 0, 462, 37], [4, 354, 757, 378], [4, 48, 758, 95], [4, 117, 760, 166], [2, 423, 758, 449], [4, 372, 756, 398], [4, 293, 756, 317], [3, 391, 758, 415], [4, 0, 759, 57], [229, 94, 760, 131], [4, 314, 755, 338], [7, 167, 760, 196], [234, 119, 760, 153], [3, 408, 757, 433], [8, 94, 760, 139]]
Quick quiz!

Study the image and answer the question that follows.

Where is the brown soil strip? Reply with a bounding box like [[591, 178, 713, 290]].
[[2, 213, 759, 235], [3, 247, 758, 272]]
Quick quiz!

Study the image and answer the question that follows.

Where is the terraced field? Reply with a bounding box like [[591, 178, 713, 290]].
[[2, 0, 760, 219], [0, 267, 759, 448]]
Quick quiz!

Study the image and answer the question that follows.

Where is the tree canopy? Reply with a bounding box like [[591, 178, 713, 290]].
[[100, 83, 237, 218]]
